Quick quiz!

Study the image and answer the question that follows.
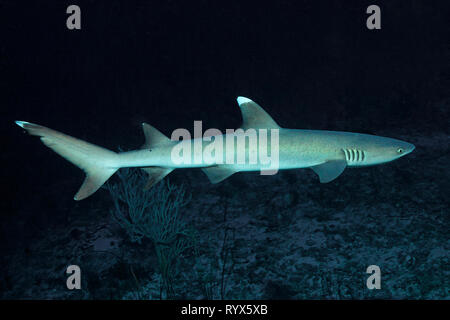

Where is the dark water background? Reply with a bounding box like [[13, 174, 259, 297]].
[[1, 1, 448, 299]]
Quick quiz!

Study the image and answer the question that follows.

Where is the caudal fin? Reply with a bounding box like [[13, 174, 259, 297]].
[[15, 121, 119, 200]]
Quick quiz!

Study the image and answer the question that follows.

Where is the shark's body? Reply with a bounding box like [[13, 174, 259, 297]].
[[16, 97, 415, 200]]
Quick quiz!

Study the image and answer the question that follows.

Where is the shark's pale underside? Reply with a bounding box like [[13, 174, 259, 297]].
[[15, 97, 415, 200]]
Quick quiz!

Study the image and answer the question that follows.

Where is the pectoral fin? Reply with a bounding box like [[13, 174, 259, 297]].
[[310, 160, 347, 183]]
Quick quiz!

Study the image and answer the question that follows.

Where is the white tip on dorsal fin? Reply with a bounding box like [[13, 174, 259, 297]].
[[141, 123, 170, 149], [237, 97, 252, 105], [236, 96, 280, 130]]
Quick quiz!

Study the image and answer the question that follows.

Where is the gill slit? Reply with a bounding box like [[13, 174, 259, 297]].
[[342, 148, 365, 163]]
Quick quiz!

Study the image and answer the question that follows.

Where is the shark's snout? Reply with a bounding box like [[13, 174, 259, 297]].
[[395, 141, 415, 160], [405, 142, 415, 154]]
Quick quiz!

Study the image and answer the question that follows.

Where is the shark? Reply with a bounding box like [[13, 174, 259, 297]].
[[15, 97, 415, 200]]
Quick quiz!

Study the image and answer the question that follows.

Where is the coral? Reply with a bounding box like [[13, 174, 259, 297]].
[[106, 168, 195, 298]]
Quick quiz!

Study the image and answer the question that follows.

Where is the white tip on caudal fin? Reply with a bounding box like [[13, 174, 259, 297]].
[[15, 120, 119, 200], [15, 120, 29, 128]]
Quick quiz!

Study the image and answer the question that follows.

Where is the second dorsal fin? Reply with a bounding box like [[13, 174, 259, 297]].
[[141, 123, 170, 149], [236, 97, 280, 130]]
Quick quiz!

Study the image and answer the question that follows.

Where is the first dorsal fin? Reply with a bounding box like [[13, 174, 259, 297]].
[[236, 97, 280, 130], [141, 123, 170, 149]]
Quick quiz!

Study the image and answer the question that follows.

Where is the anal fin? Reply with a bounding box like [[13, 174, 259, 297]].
[[141, 167, 173, 190]]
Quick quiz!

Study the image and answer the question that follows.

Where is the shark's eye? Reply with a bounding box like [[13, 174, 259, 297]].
[[397, 148, 404, 154]]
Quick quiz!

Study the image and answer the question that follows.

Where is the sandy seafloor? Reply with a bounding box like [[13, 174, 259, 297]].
[[1, 130, 448, 300]]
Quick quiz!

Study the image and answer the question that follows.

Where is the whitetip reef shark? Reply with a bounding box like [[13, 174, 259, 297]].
[[15, 97, 415, 200]]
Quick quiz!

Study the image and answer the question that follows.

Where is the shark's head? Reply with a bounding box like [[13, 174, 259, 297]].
[[360, 136, 415, 166]]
